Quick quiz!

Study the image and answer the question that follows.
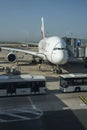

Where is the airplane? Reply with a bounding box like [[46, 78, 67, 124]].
[[1, 17, 69, 73]]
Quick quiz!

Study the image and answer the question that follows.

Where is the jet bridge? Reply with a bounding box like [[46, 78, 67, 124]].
[[63, 37, 87, 61]]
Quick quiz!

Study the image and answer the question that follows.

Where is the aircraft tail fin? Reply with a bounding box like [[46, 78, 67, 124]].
[[41, 17, 45, 39]]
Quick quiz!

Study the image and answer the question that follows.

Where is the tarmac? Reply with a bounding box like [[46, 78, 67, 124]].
[[0, 46, 87, 130]]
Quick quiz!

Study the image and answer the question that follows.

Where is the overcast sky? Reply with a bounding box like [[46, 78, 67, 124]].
[[0, 0, 87, 42]]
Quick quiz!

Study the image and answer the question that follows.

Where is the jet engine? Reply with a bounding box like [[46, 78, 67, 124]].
[[6, 52, 17, 62]]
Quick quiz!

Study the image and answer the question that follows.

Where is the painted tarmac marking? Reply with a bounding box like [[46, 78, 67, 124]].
[[28, 97, 37, 109], [79, 96, 87, 105]]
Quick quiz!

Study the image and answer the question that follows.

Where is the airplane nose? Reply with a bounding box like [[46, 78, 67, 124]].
[[51, 50, 68, 65], [61, 51, 68, 64]]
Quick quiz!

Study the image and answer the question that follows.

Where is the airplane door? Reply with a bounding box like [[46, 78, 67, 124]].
[[7, 83, 16, 95]]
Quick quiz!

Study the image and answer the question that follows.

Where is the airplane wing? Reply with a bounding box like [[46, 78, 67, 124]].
[[1, 47, 46, 59]]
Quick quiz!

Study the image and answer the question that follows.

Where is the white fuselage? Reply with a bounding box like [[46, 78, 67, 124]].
[[38, 36, 68, 65]]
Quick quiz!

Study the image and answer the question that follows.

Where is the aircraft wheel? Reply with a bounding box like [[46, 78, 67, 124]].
[[39, 59, 42, 63], [32, 60, 36, 63], [75, 87, 80, 92], [56, 69, 62, 74]]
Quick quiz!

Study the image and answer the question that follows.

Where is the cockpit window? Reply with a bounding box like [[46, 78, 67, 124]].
[[53, 48, 66, 50]]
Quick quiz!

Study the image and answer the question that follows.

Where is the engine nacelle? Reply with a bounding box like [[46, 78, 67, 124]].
[[7, 52, 17, 62]]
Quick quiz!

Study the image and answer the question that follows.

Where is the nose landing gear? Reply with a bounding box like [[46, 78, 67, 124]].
[[52, 65, 62, 74], [56, 65, 62, 74], [56, 68, 62, 74]]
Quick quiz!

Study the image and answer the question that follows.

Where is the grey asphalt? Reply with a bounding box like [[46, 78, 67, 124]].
[[0, 109, 87, 130]]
